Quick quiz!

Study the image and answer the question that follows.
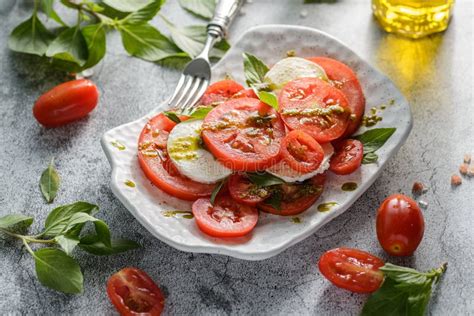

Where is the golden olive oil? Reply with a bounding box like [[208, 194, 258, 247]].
[[372, 0, 455, 38]]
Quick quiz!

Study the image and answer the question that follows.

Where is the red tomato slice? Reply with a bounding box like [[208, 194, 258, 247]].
[[278, 77, 351, 143], [307, 57, 366, 137], [329, 139, 363, 175], [107, 267, 165, 316], [280, 130, 324, 173], [318, 248, 385, 293], [202, 98, 286, 171], [228, 173, 271, 205], [199, 79, 244, 106], [192, 194, 259, 237], [232, 88, 258, 99], [258, 173, 326, 216], [33, 79, 99, 128], [138, 113, 214, 201]]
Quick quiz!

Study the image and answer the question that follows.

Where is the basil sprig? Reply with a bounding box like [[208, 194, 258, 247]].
[[39, 158, 60, 203], [354, 128, 396, 164], [362, 263, 447, 316]]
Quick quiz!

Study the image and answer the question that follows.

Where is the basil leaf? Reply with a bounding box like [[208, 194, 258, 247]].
[[46, 26, 89, 66], [189, 106, 213, 119], [81, 23, 107, 69], [362, 152, 378, 164], [157, 54, 192, 69], [43, 202, 99, 237], [54, 235, 80, 255], [0, 214, 33, 231], [247, 172, 285, 187], [34, 248, 83, 294], [354, 128, 396, 154], [103, 0, 152, 12], [79, 236, 140, 256], [122, 0, 165, 24], [119, 23, 183, 61], [41, 0, 67, 26], [8, 14, 55, 56], [93, 220, 112, 248], [39, 158, 60, 204], [210, 179, 226, 205], [178, 0, 216, 19], [264, 190, 282, 211], [163, 111, 181, 123], [242, 52, 269, 86], [61, 212, 98, 234], [258, 91, 279, 110]]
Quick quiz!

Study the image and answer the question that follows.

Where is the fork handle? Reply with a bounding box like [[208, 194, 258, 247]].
[[207, 0, 243, 39]]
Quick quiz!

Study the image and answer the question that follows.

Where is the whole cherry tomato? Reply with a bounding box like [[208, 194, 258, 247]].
[[376, 194, 424, 256], [33, 79, 99, 127]]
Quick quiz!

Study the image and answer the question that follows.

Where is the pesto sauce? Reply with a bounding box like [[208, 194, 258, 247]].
[[162, 210, 194, 219], [124, 180, 136, 188], [281, 105, 345, 117], [291, 217, 302, 224], [341, 182, 358, 191], [317, 202, 338, 212], [168, 136, 200, 161], [111, 140, 126, 151]]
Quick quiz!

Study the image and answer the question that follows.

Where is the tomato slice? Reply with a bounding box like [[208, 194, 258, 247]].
[[307, 57, 366, 137], [278, 77, 351, 143], [318, 248, 385, 293], [192, 194, 259, 237], [107, 267, 165, 316], [258, 173, 326, 216], [280, 130, 324, 173], [329, 139, 363, 175], [228, 173, 271, 205], [199, 79, 244, 106], [202, 98, 286, 171], [232, 88, 258, 99], [138, 113, 214, 201]]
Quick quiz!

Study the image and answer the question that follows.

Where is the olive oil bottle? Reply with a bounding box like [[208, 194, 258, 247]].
[[372, 0, 455, 38]]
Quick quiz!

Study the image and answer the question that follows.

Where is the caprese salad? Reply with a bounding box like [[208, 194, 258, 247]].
[[137, 53, 372, 238]]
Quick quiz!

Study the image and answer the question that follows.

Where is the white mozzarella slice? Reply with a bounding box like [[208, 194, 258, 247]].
[[264, 57, 328, 92], [267, 142, 334, 183], [167, 119, 232, 184]]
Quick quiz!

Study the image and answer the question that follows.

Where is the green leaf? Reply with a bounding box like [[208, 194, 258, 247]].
[[93, 220, 112, 248], [54, 235, 80, 255], [81, 23, 107, 69], [0, 214, 33, 231], [61, 212, 98, 234], [39, 158, 60, 204], [119, 23, 183, 61], [178, 0, 216, 19], [189, 106, 213, 119], [122, 0, 165, 24], [41, 0, 67, 26], [8, 14, 55, 56], [354, 128, 396, 154], [79, 236, 140, 255], [247, 172, 285, 187], [43, 202, 99, 237], [258, 91, 279, 110], [157, 54, 191, 69], [103, 0, 152, 12], [34, 248, 83, 294], [210, 179, 226, 205], [362, 152, 379, 164], [242, 52, 269, 86], [264, 190, 282, 211], [46, 26, 89, 66], [163, 111, 181, 123]]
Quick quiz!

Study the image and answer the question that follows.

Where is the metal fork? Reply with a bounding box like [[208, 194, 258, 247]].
[[167, 0, 243, 114]]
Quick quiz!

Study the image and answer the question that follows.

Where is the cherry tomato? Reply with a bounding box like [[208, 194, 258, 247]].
[[228, 173, 271, 205], [318, 248, 385, 293], [138, 113, 214, 200], [258, 173, 326, 216], [107, 267, 165, 316], [308, 57, 365, 137], [192, 194, 259, 237], [278, 77, 351, 143], [280, 130, 324, 173], [199, 79, 244, 106], [202, 98, 286, 171], [329, 139, 363, 175], [232, 88, 258, 99], [376, 194, 424, 256], [33, 79, 99, 127]]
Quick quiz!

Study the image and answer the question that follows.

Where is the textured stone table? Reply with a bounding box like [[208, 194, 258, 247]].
[[1, 0, 473, 315]]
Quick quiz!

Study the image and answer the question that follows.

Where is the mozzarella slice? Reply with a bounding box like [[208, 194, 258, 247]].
[[264, 57, 328, 92], [167, 119, 232, 184], [267, 142, 334, 183]]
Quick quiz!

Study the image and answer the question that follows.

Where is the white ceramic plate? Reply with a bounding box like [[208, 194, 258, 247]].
[[101, 25, 412, 260]]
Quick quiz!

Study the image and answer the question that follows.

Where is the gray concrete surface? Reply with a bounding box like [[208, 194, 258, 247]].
[[1, 0, 473, 315]]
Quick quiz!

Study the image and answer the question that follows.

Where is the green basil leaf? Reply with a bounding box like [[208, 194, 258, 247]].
[[242, 52, 269, 86], [247, 172, 285, 187], [354, 128, 396, 154], [122, 0, 165, 24], [34, 248, 83, 294], [210, 179, 226, 205], [264, 190, 282, 211], [361, 277, 410, 316], [163, 111, 181, 123], [46, 26, 89, 66], [258, 91, 279, 110], [119, 23, 183, 61], [189, 106, 213, 119], [157, 54, 191, 69], [178, 0, 216, 19], [61, 212, 98, 234], [81, 23, 107, 69], [39, 158, 60, 204], [79, 236, 140, 256], [43, 202, 99, 237], [8, 14, 55, 56], [93, 220, 112, 248], [0, 214, 33, 231], [54, 235, 80, 255], [103, 0, 151, 12], [41, 0, 67, 26], [362, 152, 378, 164]]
